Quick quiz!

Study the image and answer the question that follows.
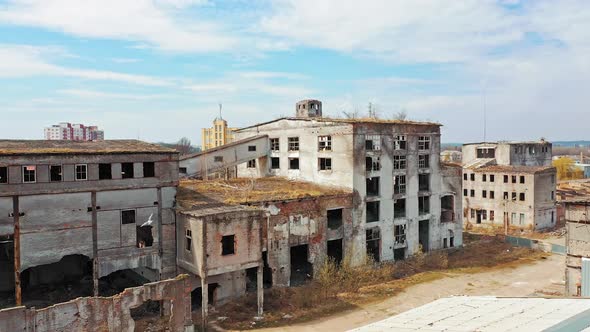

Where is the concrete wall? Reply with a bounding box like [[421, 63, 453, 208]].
[[462, 142, 552, 167], [0, 275, 194, 332]]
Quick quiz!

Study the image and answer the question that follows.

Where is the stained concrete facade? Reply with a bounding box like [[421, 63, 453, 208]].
[[462, 141, 557, 231], [565, 201, 590, 296], [0, 140, 179, 306], [234, 116, 463, 264]]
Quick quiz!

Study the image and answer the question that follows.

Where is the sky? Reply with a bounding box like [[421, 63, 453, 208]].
[[0, 0, 589, 145]]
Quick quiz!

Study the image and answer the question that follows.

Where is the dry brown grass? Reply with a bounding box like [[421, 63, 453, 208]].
[[213, 233, 547, 330]]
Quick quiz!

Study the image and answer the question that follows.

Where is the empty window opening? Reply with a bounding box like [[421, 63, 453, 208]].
[[246, 267, 258, 293], [418, 136, 431, 150], [443, 238, 448, 249], [482, 174, 487, 182], [418, 219, 430, 252], [290, 244, 312, 286], [470, 189, 475, 197], [393, 155, 406, 170], [22, 165, 36, 183], [490, 191, 495, 199], [122, 210, 136, 225], [270, 138, 280, 151], [318, 136, 332, 151], [0, 167, 7, 184], [185, 229, 192, 252], [50, 165, 62, 182], [512, 192, 517, 201], [327, 239, 343, 265], [99, 163, 112, 180], [470, 173, 475, 181], [463, 189, 468, 197], [122, 163, 134, 179], [248, 145, 257, 152], [136, 222, 154, 248], [271, 157, 280, 169], [477, 148, 495, 158], [419, 174, 430, 191], [512, 175, 517, 183], [419, 196, 430, 215], [441, 195, 455, 222], [419, 155, 430, 168], [366, 201, 380, 223], [214, 156, 223, 162], [179, 167, 187, 174], [247, 159, 256, 168], [143, 162, 155, 178], [490, 174, 495, 182], [394, 199, 406, 218], [366, 177, 380, 196], [520, 175, 525, 184], [482, 190, 487, 198], [327, 208, 343, 230], [366, 228, 381, 263], [365, 135, 381, 151], [463, 173, 468, 180], [394, 224, 407, 247], [519, 193, 526, 201], [221, 235, 235, 256], [490, 210, 495, 221], [449, 232, 455, 248], [0, 235, 15, 296], [394, 175, 406, 194], [76, 164, 88, 181], [262, 251, 273, 288], [394, 248, 406, 261], [288, 137, 299, 151], [289, 158, 300, 170], [504, 175, 509, 183], [366, 156, 381, 171], [319, 158, 332, 171], [394, 135, 406, 150]]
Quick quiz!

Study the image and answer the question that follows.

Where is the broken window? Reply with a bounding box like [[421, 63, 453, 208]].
[[271, 157, 280, 169], [121, 210, 136, 225], [394, 199, 406, 218], [289, 158, 300, 170], [143, 162, 155, 178], [318, 136, 332, 151], [441, 195, 454, 222], [519, 193, 526, 201], [248, 145, 257, 152], [50, 165, 62, 182], [394, 135, 406, 150], [520, 175, 525, 184], [394, 175, 406, 195], [419, 174, 430, 191], [99, 163, 112, 180], [418, 136, 430, 150], [503, 192, 509, 200], [288, 137, 299, 151], [366, 156, 381, 171], [327, 208, 343, 230], [121, 162, 134, 179], [366, 177, 380, 196], [270, 138, 280, 151], [482, 210, 487, 220], [394, 224, 407, 246], [365, 135, 381, 151], [504, 175, 509, 183], [490, 191, 495, 199], [418, 196, 430, 215], [490, 174, 495, 182], [366, 227, 381, 262], [247, 159, 256, 168], [490, 210, 495, 221], [512, 192, 517, 200], [221, 235, 235, 255], [214, 156, 223, 162], [477, 148, 495, 158], [512, 175, 517, 183], [185, 229, 192, 252], [366, 201, 380, 223], [179, 167, 187, 174], [319, 158, 332, 171], [0, 166, 7, 184], [76, 164, 87, 181], [393, 155, 407, 170], [22, 165, 36, 183], [419, 155, 430, 168], [136, 222, 153, 248]]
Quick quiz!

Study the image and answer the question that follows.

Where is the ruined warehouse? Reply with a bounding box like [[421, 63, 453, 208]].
[[196, 100, 465, 265], [0, 140, 179, 308], [462, 141, 557, 230]]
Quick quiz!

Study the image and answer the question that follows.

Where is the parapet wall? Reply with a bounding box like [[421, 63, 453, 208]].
[[0, 274, 194, 332]]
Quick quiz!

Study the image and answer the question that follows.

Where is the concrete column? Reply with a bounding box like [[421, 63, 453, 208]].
[[13, 196, 21, 306], [257, 265, 264, 317], [91, 192, 99, 296], [201, 278, 208, 331]]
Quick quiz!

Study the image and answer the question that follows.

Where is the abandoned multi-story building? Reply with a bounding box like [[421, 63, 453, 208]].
[[564, 200, 590, 297], [462, 141, 557, 230], [0, 140, 179, 310], [180, 100, 463, 268]]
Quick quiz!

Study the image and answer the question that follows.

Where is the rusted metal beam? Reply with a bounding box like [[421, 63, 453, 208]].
[[13, 195, 21, 306]]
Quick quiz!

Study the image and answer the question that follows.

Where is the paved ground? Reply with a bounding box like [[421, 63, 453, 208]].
[[253, 254, 565, 332]]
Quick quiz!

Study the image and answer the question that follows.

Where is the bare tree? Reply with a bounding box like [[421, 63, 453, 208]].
[[175, 137, 193, 155], [393, 110, 408, 121]]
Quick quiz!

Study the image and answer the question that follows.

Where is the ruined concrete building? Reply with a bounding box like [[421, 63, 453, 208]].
[[564, 200, 590, 296], [462, 141, 557, 230], [0, 140, 179, 309], [190, 100, 465, 265]]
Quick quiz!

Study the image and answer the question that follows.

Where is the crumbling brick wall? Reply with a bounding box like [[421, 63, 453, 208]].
[[0, 275, 194, 332]]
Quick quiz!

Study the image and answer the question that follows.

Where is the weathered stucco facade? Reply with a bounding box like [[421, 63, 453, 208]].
[[565, 201, 590, 296]]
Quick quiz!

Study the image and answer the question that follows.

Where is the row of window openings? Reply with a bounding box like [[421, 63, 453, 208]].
[[513, 146, 549, 154], [247, 157, 330, 171], [0, 162, 155, 184], [469, 209, 528, 225], [269, 135, 430, 153], [463, 189, 529, 201], [366, 174, 429, 197], [366, 196, 430, 223], [464, 173, 527, 184], [362, 155, 432, 173], [270, 136, 331, 152], [185, 230, 235, 256]]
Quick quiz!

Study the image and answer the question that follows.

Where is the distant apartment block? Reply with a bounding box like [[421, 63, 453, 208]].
[[201, 117, 237, 151], [462, 141, 557, 230], [44, 123, 104, 141]]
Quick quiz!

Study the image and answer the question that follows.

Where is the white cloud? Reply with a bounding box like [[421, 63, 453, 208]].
[[111, 58, 141, 64], [58, 89, 169, 100], [0, 0, 234, 53], [238, 71, 308, 80]]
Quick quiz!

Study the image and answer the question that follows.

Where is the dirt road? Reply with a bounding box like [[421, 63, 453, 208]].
[[253, 254, 565, 332]]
